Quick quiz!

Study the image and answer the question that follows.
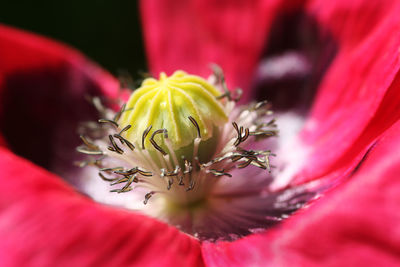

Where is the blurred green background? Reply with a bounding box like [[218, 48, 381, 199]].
[[0, 0, 147, 78]]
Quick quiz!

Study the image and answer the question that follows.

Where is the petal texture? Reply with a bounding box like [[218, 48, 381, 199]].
[[297, 0, 400, 182], [140, 0, 305, 102], [0, 148, 203, 267], [203, 118, 400, 267]]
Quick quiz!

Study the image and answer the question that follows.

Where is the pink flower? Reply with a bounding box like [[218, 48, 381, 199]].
[[1, 0, 400, 265]]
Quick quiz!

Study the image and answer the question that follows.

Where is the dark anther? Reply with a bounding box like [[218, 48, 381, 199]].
[[184, 159, 192, 174], [163, 166, 181, 177], [249, 130, 277, 138], [119, 124, 132, 135], [150, 129, 168, 155], [113, 134, 135, 151], [98, 118, 119, 128], [77, 146, 104, 155], [111, 176, 129, 186], [188, 116, 201, 138], [242, 128, 250, 143], [186, 179, 195, 191], [79, 135, 99, 151], [113, 103, 126, 122], [237, 159, 253, 169], [178, 176, 185, 186], [142, 125, 153, 149], [137, 169, 153, 177], [108, 135, 124, 154], [209, 169, 232, 177], [111, 187, 133, 194], [144, 191, 155, 205], [99, 172, 117, 182], [253, 100, 269, 110], [100, 167, 124, 172], [232, 122, 250, 147], [167, 179, 173, 190], [114, 167, 139, 176], [119, 175, 137, 191]]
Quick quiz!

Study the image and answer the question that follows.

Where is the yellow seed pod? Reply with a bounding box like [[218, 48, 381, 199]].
[[119, 70, 228, 150]]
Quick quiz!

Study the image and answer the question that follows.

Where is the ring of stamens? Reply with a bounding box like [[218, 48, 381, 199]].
[[78, 104, 277, 205]]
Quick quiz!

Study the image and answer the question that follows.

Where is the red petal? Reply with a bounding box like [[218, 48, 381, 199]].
[[296, 1, 400, 182], [0, 148, 203, 267], [0, 25, 204, 266], [0, 24, 121, 168], [203, 118, 400, 267], [140, 0, 303, 102]]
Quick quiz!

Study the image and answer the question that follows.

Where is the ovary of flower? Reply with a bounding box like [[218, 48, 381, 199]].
[[119, 70, 228, 152]]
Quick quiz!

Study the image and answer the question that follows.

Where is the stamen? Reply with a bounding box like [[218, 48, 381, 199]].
[[79, 135, 99, 151], [185, 179, 195, 191], [232, 122, 250, 147], [78, 70, 283, 240], [100, 167, 124, 172], [209, 169, 232, 177], [178, 176, 185, 186], [167, 179, 173, 190], [98, 172, 117, 182], [253, 100, 269, 110], [188, 116, 201, 138], [142, 125, 153, 149], [77, 147, 104, 155], [113, 134, 135, 151], [111, 187, 133, 194], [150, 129, 168, 155], [108, 135, 124, 154], [118, 124, 132, 134], [144, 191, 155, 205], [113, 103, 126, 122], [98, 118, 119, 128]]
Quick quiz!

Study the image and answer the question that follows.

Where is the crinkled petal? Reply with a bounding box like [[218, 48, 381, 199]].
[[297, 0, 400, 183], [202, 117, 400, 267], [0, 25, 204, 267], [140, 0, 304, 102], [0, 148, 203, 267]]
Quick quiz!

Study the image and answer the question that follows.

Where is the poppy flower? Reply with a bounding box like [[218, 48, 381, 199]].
[[1, 0, 400, 266]]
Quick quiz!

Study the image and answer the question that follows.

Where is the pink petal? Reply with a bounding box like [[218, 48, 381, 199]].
[[296, 0, 400, 182], [140, 0, 400, 185], [0, 25, 204, 266], [203, 117, 400, 267], [140, 0, 303, 102], [0, 148, 203, 267]]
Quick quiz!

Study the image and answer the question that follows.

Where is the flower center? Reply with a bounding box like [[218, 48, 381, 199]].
[[77, 68, 314, 241]]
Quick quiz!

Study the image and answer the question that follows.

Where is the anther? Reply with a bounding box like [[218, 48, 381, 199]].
[[79, 135, 99, 151], [188, 116, 201, 138], [150, 129, 168, 155], [144, 191, 155, 205], [209, 169, 232, 177], [100, 167, 124, 172], [186, 179, 195, 191], [167, 179, 173, 190], [77, 147, 104, 155], [98, 172, 117, 182], [113, 104, 126, 122], [178, 176, 185, 186], [142, 125, 152, 149], [119, 124, 132, 134], [113, 134, 135, 151], [108, 135, 124, 154], [98, 118, 119, 128]]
